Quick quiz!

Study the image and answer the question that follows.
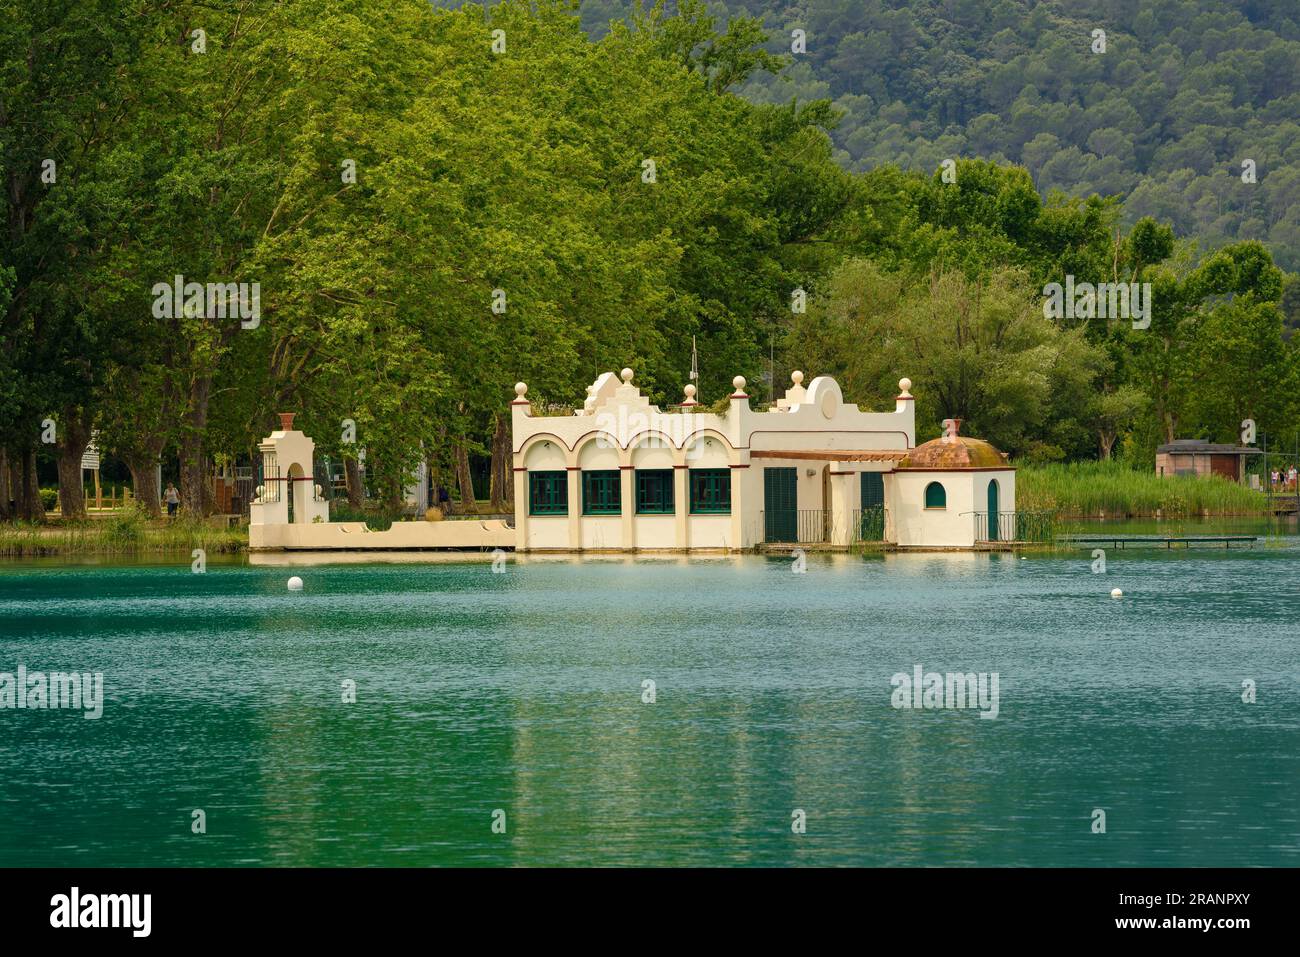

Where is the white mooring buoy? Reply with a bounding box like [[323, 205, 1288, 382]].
[[1110, 588, 1123, 599], [287, 576, 304, 591]]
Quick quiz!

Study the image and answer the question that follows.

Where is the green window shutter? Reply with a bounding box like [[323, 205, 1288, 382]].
[[924, 481, 946, 509], [635, 469, 675, 514], [986, 479, 999, 541], [689, 469, 731, 514], [860, 471, 884, 507], [763, 467, 798, 542], [859, 471, 885, 541], [582, 470, 621, 514], [529, 471, 569, 515]]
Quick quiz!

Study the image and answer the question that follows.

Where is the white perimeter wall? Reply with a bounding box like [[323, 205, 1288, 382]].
[[888, 470, 1015, 547]]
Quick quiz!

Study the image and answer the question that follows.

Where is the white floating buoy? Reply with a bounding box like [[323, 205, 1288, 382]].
[[1110, 588, 1123, 599], [287, 576, 304, 591]]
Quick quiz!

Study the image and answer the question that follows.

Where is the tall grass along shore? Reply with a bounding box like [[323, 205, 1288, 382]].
[[0, 507, 246, 557], [1017, 462, 1271, 518]]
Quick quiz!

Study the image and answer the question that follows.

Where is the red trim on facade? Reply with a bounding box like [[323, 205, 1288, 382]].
[[895, 466, 1015, 472], [514, 425, 913, 457]]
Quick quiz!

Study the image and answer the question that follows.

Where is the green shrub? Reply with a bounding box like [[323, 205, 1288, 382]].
[[39, 488, 58, 511], [329, 501, 404, 530], [101, 503, 147, 547]]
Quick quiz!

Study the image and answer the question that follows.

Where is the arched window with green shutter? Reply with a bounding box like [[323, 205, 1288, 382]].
[[924, 481, 946, 510]]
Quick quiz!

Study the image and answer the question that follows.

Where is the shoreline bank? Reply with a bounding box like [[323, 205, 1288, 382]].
[[0, 520, 246, 558]]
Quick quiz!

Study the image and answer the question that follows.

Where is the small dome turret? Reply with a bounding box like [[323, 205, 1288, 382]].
[[898, 435, 1008, 469]]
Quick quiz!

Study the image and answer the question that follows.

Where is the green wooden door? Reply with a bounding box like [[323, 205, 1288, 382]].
[[859, 472, 885, 541], [764, 468, 798, 542], [987, 479, 999, 542]]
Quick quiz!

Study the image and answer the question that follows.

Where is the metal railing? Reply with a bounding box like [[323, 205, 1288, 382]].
[[256, 463, 282, 503], [759, 508, 828, 543], [311, 460, 332, 503], [970, 510, 1056, 543], [226, 466, 257, 516], [850, 505, 888, 543], [758, 508, 889, 544]]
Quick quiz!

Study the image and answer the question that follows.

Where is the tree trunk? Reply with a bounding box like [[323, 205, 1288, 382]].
[[19, 447, 44, 522], [0, 447, 11, 520], [127, 457, 162, 518], [55, 407, 94, 520], [55, 448, 84, 520], [120, 430, 165, 518], [425, 452, 441, 514], [1098, 431, 1116, 461], [382, 454, 404, 511], [344, 456, 364, 508], [5, 450, 21, 520], [454, 442, 477, 514], [179, 376, 212, 515], [489, 414, 510, 512]]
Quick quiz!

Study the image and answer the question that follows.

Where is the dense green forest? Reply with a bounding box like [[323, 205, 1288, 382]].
[[582, 0, 1300, 273], [1, 0, 1296, 522]]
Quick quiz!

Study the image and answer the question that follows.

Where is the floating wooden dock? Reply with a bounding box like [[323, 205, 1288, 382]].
[[1057, 535, 1258, 549]]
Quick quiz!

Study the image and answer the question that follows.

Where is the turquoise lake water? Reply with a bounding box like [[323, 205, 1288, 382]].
[[1, 535, 1297, 866]]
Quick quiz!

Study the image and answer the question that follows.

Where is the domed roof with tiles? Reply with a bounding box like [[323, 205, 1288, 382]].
[[898, 435, 1008, 469]]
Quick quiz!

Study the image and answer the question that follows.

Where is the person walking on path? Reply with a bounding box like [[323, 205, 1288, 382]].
[[164, 483, 180, 517]]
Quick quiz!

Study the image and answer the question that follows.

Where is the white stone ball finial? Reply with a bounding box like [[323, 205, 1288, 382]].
[[732, 375, 746, 394], [621, 367, 634, 383], [899, 377, 912, 397], [684, 384, 696, 399], [515, 382, 528, 398], [791, 370, 803, 385]]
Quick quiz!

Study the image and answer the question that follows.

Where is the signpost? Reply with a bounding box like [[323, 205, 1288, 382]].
[[81, 436, 102, 511]]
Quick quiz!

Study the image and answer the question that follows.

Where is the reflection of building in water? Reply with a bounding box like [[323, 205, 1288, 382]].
[[512, 368, 1015, 551]]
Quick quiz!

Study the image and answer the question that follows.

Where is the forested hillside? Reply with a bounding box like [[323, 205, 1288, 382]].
[[579, 0, 1300, 272]]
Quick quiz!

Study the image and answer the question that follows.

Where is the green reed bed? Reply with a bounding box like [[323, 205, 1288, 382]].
[[1017, 461, 1271, 517], [0, 508, 247, 556]]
